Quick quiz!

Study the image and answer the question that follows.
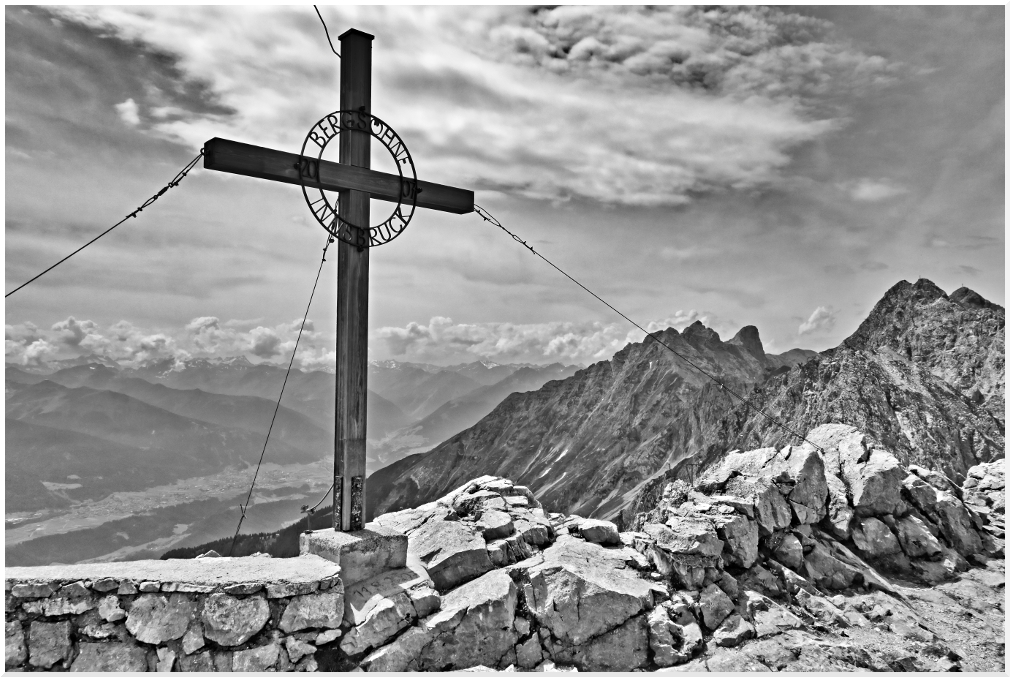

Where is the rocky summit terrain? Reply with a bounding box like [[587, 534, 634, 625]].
[[270, 424, 1002, 672], [694, 280, 1003, 482], [368, 324, 813, 522], [368, 280, 1001, 527]]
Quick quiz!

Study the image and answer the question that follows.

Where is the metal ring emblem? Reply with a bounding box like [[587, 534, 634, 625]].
[[297, 109, 418, 248]]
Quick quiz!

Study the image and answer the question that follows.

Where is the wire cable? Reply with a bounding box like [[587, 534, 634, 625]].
[[228, 233, 336, 556], [472, 203, 824, 453], [5, 150, 204, 299], [313, 5, 340, 58], [301, 481, 335, 533]]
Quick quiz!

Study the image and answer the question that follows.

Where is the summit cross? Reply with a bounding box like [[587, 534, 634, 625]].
[[202, 28, 474, 532]]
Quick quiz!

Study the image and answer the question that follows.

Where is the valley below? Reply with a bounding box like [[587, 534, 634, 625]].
[[5, 460, 332, 566]]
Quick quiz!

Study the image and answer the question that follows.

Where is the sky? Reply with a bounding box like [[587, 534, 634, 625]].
[[5, 4, 1005, 370]]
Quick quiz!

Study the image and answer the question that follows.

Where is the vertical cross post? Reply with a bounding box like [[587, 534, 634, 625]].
[[334, 29, 374, 532]]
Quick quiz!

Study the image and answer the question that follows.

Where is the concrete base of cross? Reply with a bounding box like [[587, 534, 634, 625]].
[[299, 524, 408, 587]]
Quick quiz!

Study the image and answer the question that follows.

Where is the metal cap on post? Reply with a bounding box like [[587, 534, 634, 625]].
[[334, 28, 374, 532]]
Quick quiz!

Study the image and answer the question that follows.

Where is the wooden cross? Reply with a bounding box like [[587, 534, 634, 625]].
[[202, 28, 473, 532]]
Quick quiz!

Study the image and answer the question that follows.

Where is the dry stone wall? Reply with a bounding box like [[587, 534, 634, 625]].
[[5, 556, 343, 671]]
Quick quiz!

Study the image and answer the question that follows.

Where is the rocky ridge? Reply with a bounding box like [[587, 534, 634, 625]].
[[627, 280, 1004, 526], [302, 424, 1004, 672], [368, 323, 812, 522]]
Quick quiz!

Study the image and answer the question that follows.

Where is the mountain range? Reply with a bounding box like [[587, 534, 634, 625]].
[[5, 352, 585, 563], [368, 279, 1004, 530]]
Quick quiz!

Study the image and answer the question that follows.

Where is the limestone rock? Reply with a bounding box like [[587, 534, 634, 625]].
[[477, 510, 514, 541], [408, 585, 441, 618], [933, 492, 983, 556], [852, 517, 901, 558], [802, 543, 862, 590], [285, 637, 316, 663], [725, 476, 792, 536], [314, 628, 341, 645], [553, 613, 650, 671], [526, 536, 656, 645], [71, 643, 148, 672], [902, 474, 939, 514], [772, 533, 804, 571], [413, 569, 518, 670], [156, 646, 176, 672], [712, 513, 758, 568], [42, 582, 96, 616], [28, 620, 72, 669], [514, 519, 552, 547], [577, 518, 620, 546], [177, 652, 216, 672], [823, 471, 854, 539], [126, 593, 195, 645], [279, 591, 343, 633], [849, 449, 905, 517], [182, 627, 205, 655], [359, 626, 433, 672], [516, 635, 543, 669], [98, 594, 127, 622], [340, 591, 416, 656], [200, 593, 269, 646], [895, 515, 942, 558], [233, 641, 280, 671], [698, 583, 734, 630], [712, 613, 756, 647], [6, 621, 26, 668], [647, 606, 684, 668], [410, 518, 494, 592], [11, 582, 56, 598], [752, 604, 805, 638], [643, 517, 722, 589], [776, 445, 830, 524]]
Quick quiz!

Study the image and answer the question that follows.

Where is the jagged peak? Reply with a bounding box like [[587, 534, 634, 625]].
[[728, 325, 765, 358], [843, 278, 948, 349], [682, 320, 721, 344], [950, 286, 1002, 312]]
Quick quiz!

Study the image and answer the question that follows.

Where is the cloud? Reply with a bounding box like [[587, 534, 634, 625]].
[[843, 178, 907, 202], [248, 326, 282, 358], [375, 311, 725, 364], [48, 6, 896, 207], [114, 98, 140, 126], [51, 316, 101, 347], [798, 306, 837, 335]]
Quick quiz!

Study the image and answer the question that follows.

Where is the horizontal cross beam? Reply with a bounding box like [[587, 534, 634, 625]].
[[203, 137, 474, 215]]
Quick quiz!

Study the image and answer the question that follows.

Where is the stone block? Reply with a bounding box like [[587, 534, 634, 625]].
[[6, 621, 26, 668], [279, 591, 344, 633], [300, 526, 406, 586], [70, 642, 148, 672], [201, 593, 270, 646], [28, 620, 71, 669], [233, 641, 280, 671], [126, 593, 195, 645], [11, 582, 56, 599]]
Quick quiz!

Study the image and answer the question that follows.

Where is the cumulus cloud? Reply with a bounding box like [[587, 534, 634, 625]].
[[51, 316, 101, 347], [114, 98, 140, 125], [248, 326, 282, 358], [798, 306, 836, 335], [843, 178, 907, 202], [50, 6, 896, 207], [376, 311, 725, 364]]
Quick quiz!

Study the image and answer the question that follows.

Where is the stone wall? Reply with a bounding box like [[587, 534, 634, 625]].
[[5, 556, 343, 671]]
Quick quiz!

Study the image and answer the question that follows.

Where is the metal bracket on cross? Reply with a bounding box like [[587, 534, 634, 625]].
[[200, 28, 474, 532]]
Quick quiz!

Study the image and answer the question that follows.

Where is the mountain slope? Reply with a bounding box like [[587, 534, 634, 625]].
[[5, 381, 319, 495], [625, 279, 1005, 524], [368, 363, 581, 471], [367, 363, 482, 419], [367, 322, 787, 521], [695, 280, 1004, 478]]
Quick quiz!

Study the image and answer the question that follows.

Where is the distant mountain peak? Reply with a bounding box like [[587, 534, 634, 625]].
[[950, 286, 1000, 311], [682, 320, 721, 344], [728, 325, 765, 358]]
